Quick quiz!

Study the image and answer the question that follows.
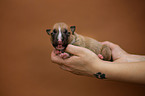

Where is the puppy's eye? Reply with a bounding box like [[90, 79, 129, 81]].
[[64, 30, 68, 34], [53, 30, 57, 33], [68, 32, 70, 35]]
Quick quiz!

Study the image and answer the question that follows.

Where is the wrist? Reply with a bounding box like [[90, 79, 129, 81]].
[[90, 59, 109, 76], [126, 54, 145, 62], [94, 60, 112, 79], [93, 60, 119, 79]]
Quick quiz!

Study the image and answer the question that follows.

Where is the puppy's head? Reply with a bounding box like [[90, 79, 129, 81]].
[[46, 22, 76, 52]]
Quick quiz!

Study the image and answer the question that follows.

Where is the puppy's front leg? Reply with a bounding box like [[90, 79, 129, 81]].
[[59, 52, 70, 59], [54, 49, 62, 55]]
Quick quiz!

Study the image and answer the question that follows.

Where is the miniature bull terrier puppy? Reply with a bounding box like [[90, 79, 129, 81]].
[[46, 22, 112, 61]]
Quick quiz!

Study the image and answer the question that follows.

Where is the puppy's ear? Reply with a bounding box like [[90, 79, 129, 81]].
[[70, 26, 76, 35], [46, 29, 51, 35]]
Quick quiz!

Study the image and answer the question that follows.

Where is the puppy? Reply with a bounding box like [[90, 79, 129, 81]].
[[46, 22, 112, 61]]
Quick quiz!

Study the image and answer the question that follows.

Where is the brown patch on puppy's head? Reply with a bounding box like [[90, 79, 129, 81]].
[[46, 22, 76, 52]]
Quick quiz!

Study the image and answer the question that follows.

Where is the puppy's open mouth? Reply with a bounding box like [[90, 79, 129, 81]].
[[56, 44, 65, 51]]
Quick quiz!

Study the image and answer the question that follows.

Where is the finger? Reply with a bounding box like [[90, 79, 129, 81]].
[[65, 44, 91, 56], [51, 50, 66, 65], [59, 65, 72, 72], [51, 50, 78, 65], [64, 55, 80, 64], [101, 41, 118, 50], [51, 49, 80, 66]]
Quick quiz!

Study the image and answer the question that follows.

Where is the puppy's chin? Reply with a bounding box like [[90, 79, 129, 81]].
[[56, 47, 65, 50]]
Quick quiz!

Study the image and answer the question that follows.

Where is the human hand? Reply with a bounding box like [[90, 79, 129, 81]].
[[51, 41, 145, 77], [51, 42, 145, 82], [101, 41, 145, 62], [51, 44, 103, 77], [101, 41, 128, 63]]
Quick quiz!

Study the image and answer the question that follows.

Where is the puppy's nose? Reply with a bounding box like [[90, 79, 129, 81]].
[[58, 40, 63, 44]]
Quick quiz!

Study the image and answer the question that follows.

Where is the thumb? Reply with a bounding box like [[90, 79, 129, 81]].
[[65, 44, 88, 56]]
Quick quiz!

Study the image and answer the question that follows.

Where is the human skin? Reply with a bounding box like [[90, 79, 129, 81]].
[[51, 41, 145, 84]]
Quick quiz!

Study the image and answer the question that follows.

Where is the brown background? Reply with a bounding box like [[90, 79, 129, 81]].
[[0, 0, 145, 96]]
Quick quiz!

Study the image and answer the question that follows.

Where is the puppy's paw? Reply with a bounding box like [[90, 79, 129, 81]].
[[98, 54, 104, 60], [59, 53, 70, 59], [54, 50, 61, 55]]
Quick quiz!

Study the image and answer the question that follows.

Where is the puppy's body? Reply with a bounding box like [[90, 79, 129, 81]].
[[46, 22, 112, 61], [69, 33, 111, 60]]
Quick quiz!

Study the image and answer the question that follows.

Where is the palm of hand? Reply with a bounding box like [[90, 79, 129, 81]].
[[102, 41, 128, 63]]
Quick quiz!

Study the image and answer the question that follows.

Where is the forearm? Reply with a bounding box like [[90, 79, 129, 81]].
[[93, 61, 145, 84]]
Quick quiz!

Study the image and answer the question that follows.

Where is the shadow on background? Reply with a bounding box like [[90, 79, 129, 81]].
[[0, 0, 145, 96]]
